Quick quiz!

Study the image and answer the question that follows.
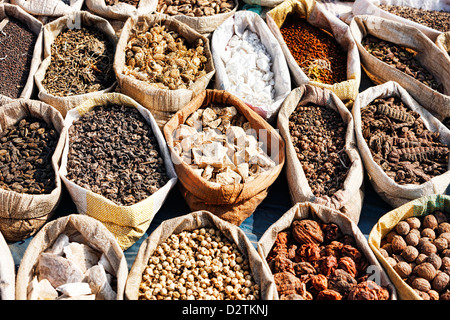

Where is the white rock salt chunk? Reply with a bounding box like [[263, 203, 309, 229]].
[[63, 242, 100, 273], [98, 253, 115, 276], [38, 252, 84, 288], [48, 234, 70, 256], [87, 265, 117, 300], [28, 277, 58, 300], [56, 282, 92, 297]]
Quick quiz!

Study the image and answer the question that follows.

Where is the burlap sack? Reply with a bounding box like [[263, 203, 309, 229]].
[[85, 0, 156, 21], [15, 214, 129, 300], [265, 0, 361, 102], [349, 15, 450, 125], [352, 81, 450, 209], [0, 4, 43, 99], [352, 0, 450, 42], [0, 231, 15, 300], [10, 0, 84, 17], [257, 202, 398, 300], [436, 31, 450, 57], [368, 194, 449, 300], [125, 210, 278, 300], [211, 10, 291, 123], [113, 13, 215, 130], [34, 10, 118, 118], [277, 84, 364, 224], [163, 89, 285, 226], [59, 93, 178, 250], [0, 99, 66, 242]]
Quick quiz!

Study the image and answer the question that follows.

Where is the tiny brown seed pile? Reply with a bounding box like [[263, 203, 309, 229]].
[[0, 117, 59, 194], [289, 103, 350, 198], [105, 0, 140, 6], [361, 97, 449, 185], [66, 104, 169, 206], [42, 26, 115, 97], [379, 5, 450, 32], [268, 219, 390, 300], [379, 210, 450, 300], [0, 17, 38, 98], [157, 0, 235, 17], [362, 35, 443, 93]]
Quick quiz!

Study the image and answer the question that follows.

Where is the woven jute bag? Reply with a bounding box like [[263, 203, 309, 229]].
[[0, 230, 15, 300], [125, 210, 278, 300], [0, 99, 66, 242], [163, 89, 285, 226]]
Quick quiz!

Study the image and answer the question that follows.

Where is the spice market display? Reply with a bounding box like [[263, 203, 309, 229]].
[[0, 0, 449, 303]]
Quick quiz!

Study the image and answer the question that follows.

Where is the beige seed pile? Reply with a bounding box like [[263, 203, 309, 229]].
[[139, 227, 260, 300]]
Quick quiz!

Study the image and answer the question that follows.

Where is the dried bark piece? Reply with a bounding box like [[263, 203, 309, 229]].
[[291, 219, 324, 245]]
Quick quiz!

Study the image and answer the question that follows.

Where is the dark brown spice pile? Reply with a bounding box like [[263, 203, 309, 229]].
[[0, 117, 59, 194], [279, 15, 347, 85], [289, 103, 350, 197], [379, 5, 450, 32], [66, 104, 169, 206], [0, 17, 37, 98], [105, 0, 140, 6]]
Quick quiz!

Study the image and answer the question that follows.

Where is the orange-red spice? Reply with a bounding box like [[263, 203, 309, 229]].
[[280, 15, 347, 85]]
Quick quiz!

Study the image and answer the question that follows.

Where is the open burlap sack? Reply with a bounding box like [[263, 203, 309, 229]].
[[352, 81, 450, 209], [0, 99, 66, 242], [15, 214, 129, 300], [277, 84, 364, 224], [113, 13, 215, 130], [352, 0, 450, 42], [85, 0, 156, 21], [59, 93, 178, 250], [0, 231, 15, 300], [211, 10, 291, 123], [349, 15, 450, 125], [257, 202, 397, 300], [34, 10, 118, 118], [163, 89, 285, 226], [0, 3, 43, 99], [265, 0, 361, 102], [125, 210, 278, 300], [368, 194, 449, 300], [10, 0, 84, 17]]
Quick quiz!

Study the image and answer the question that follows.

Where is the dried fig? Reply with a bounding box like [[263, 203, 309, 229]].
[[338, 256, 357, 278], [316, 289, 342, 300]]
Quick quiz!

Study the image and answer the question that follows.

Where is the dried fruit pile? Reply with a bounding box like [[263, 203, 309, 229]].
[[124, 23, 207, 90], [279, 15, 347, 85], [139, 227, 260, 300], [66, 104, 169, 206], [267, 219, 390, 300], [0, 17, 37, 98], [361, 96, 449, 185], [42, 26, 115, 97], [289, 103, 350, 197], [379, 210, 450, 300], [362, 35, 444, 93], [156, 0, 235, 17], [172, 104, 275, 185], [0, 117, 59, 194]]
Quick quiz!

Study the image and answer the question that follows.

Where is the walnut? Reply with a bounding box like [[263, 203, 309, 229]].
[[421, 228, 436, 240], [415, 253, 428, 265], [420, 241, 437, 256], [401, 245, 419, 262], [432, 271, 449, 292], [442, 257, 450, 269], [423, 214, 438, 230], [428, 290, 440, 300], [434, 237, 448, 252], [414, 289, 430, 300], [273, 271, 302, 296], [409, 228, 421, 238], [438, 222, 450, 235], [439, 232, 450, 243], [293, 261, 316, 276], [411, 277, 431, 292], [413, 262, 437, 281], [381, 243, 393, 255], [291, 219, 323, 245], [393, 261, 412, 278], [391, 235, 407, 253], [296, 243, 321, 263], [317, 255, 337, 277], [310, 274, 328, 291], [385, 230, 399, 243], [272, 254, 295, 274], [426, 253, 442, 270], [322, 223, 340, 243], [405, 232, 420, 246], [405, 217, 421, 229], [441, 290, 450, 300], [395, 221, 410, 236], [316, 289, 342, 300], [338, 256, 357, 278], [378, 248, 389, 258], [386, 256, 397, 267], [347, 280, 389, 300]]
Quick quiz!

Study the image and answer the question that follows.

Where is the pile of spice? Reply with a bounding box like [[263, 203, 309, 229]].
[[288, 103, 350, 197], [124, 24, 208, 90], [0, 117, 59, 195], [139, 227, 260, 300], [361, 96, 449, 185], [362, 35, 444, 93], [105, 0, 140, 6], [0, 17, 38, 98], [379, 5, 450, 32], [66, 104, 169, 206], [267, 219, 390, 300], [42, 26, 115, 97], [279, 15, 347, 85], [156, 0, 235, 17]]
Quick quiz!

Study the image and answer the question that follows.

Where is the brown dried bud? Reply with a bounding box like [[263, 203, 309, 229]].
[[322, 223, 340, 243], [322, 241, 344, 258], [316, 289, 342, 300], [413, 262, 437, 281], [291, 219, 323, 245]]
